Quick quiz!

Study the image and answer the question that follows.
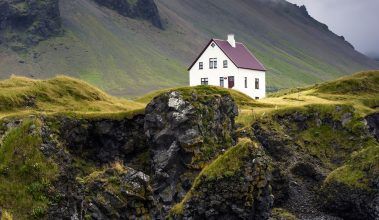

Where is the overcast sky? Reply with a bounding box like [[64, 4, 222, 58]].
[[286, 0, 379, 58]]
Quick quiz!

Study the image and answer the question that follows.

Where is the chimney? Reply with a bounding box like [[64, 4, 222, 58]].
[[227, 34, 236, 47]]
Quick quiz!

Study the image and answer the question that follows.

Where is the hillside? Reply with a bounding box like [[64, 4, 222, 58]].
[[0, 0, 378, 97], [0, 71, 378, 219], [0, 76, 144, 119]]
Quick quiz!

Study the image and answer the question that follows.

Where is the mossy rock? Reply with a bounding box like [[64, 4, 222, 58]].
[[170, 138, 273, 219], [0, 118, 59, 219]]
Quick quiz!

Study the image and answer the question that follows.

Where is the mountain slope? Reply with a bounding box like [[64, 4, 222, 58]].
[[0, 0, 378, 97]]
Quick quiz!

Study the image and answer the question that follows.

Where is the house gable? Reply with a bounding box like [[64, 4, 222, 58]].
[[188, 39, 236, 71]]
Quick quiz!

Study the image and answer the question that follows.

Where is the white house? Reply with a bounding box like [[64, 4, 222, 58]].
[[188, 34, 266, 99]]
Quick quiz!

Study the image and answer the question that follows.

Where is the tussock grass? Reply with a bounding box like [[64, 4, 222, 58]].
[[0, 75, 144, 119], [314, 70, 379, 95], [135, 85, 259, 107]]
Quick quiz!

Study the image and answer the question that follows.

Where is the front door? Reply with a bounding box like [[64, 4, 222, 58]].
[[228, 76, 234, 88]]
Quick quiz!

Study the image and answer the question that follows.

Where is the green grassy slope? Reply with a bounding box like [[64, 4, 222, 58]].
[[0, 76, 144, 119], [0, 0, 378, 97]]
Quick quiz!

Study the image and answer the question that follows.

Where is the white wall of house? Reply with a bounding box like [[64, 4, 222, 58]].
[[189, 41, 266, 99], [236, 68, 266, 99]]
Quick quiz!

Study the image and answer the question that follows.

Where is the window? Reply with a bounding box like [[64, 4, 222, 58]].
[[220, 77, 224, 87], [244, 77, 248, 88], [255, 78, 259, 89], [209, 58, 217, 69], [223, 60, 228, 68], [199, 62, 203, 70], [255, 97, 260, 100], [201, 78, 208, 85]]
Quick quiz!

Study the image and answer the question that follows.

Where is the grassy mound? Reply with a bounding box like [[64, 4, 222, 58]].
[[135, 85, 269, 109], [0, 76, 144, 119], [314, 70, 379, 95], [236, 70, 379, 127]]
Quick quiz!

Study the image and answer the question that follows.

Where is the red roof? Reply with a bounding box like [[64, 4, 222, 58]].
[[188, 39, 266, 71]]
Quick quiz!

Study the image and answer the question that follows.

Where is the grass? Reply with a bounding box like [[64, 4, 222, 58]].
[[1, 210, 13, 220], [270, 208, 297, 220], [236, 70, 379, 127], [0, 75, 145, 119], [314, 70, 379, 95], [197, 138, 255, 181], [135, 85, 274, 112], [0, 119, 59, 219]]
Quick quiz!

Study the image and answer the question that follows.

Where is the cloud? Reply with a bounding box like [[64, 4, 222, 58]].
[[286, 0, 379, 57]]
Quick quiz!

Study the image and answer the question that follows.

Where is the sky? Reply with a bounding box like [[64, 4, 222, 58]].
[[286, 0, 379, 58]]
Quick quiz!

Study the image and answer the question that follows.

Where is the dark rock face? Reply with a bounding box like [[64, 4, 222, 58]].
[[0, 0, 61, 50], [179, 145, 273, 220], [144, 91, 238, 214], [322, 181, 378, 220], [82, 166, 156, 219], [253, 122, 293, 161], [291, 162, 323, 181], [93, 0, 163, 28], [366, 113, 379, 142], [59, 115, 148, 169], [250, 109, 360, 219]]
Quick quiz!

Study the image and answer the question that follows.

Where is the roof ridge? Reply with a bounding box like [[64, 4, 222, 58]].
[[213, 38, 243, 45]]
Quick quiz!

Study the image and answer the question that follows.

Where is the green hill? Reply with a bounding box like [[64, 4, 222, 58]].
[[0, 0, 378, 97]]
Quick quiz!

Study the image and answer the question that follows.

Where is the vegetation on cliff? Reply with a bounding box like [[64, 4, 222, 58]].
[[0, 70, 378, 219], [0, 119, 59, 219]]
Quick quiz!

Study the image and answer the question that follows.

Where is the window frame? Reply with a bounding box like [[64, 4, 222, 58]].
[[199, 62, 203, 70], [201, 78, 209, 85], [255, 78, 260, 90], [209, 58, 217, 69], [223, 60, 228, 68], [220, 77, 224, 87]]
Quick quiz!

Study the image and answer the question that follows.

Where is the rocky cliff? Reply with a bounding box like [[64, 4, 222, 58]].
[[0, 0, 62, 50], [93, 0, 162, 28], [0, 82, 378, 219]]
